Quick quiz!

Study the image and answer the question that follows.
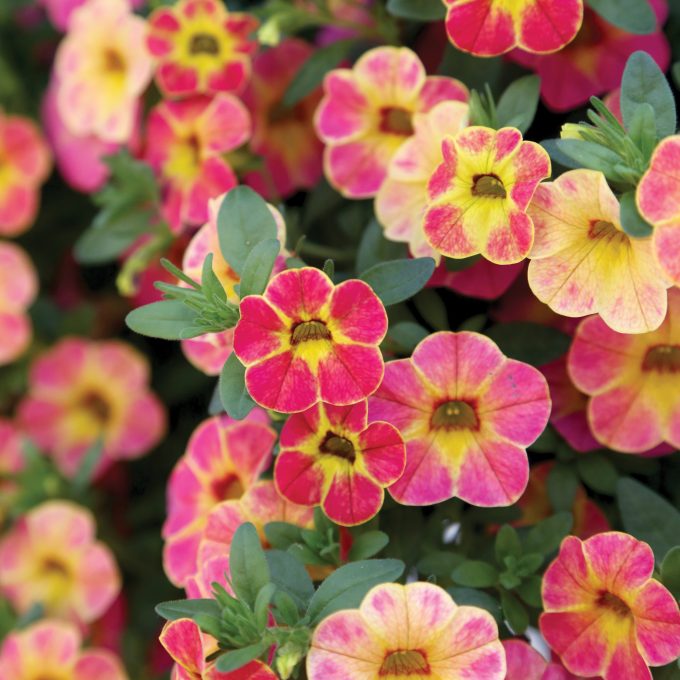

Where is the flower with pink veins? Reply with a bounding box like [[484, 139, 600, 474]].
[[0, 500, 120, 625], [54, 0, 152, 143], [0, 619, 128, 680], [369, 331, 550, 506], [162, 410, 274, 587], [145, 95, 250, 230], [233, 267, 388, 413], [541, 532, 680, 679], [315, 45, 468, 198]]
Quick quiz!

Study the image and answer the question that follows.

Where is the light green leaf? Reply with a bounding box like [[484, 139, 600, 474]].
[[219, 353, 256, 421], [229, 523, 271, 608], [620, 191, 654, 238], [386, 0, 446, 20], [496, 75, 541, 134], [360, 258, 435, 306], [451, 561, 498, 588], [239, 238, 280, 299], [125, 300, 199, 340], [587, 0, 656, 34]]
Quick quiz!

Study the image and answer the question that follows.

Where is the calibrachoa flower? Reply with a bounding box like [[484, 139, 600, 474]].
[[198, 480, 314, 564], [0, 109, 51, 236], [443, 0, 583, 57], [145, 95, 251, 229], [315, 46, 468, 198], [540, 532, 680, 679], [40, 0, 144, 32], [510, 1, 670, 111], [567, 289, 680, 453], [0, 242, 38, 366], [376, 100, 469, 260], [17, 337, 166, 477], [0, 418, 24, 525], [162, 411, 275, 586], [0, 619, 128, 680], [160, 618, 277, 680], [502, 639, 577, 680], [0, 500, 120, 624], [275, 400, 405, 526], [147, 0, 258, 98], [307, 581, 505, 679], [54, 0, 152, 143], [528, 169, 671, 334], [233, 267, 388, 413], [369, 332, 550, 506], [242, 39, 324, 200], [424, 126, 551, 264], [637, 134, 680, 286]]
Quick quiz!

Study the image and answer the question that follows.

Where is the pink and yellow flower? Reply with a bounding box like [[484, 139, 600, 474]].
[[40, 0, 144, 32], [528, 169, 671, 334], [54, 0, 152, 143], [234, 267, 388, 413], [145, 95, 251, 230], [0, 418, 24, 524], [567, 289, 680, 453], [637, 134, 680, 286], [17, 337, 165, 477], [0, 500, 120, 624], [0, 242, 37, 366], [274, 400, 405, 526], [147, 0, 258, 98], [502, 639, 577, 680], [315, 46, 468, 199], [540, 532, 680, 679], [242, 39, 324, 200], [424, 126, 551, 264], [510, 1, 670, 111], [369, 331, 550, 506], [0, 110, 51, 236], [160, 618, 277, 680], [443, 0, 583, 57], [376, 99, 469, 260], [308, 581, 505, 679], [0, 619, 128, 680], [162, 411, 275, 587]]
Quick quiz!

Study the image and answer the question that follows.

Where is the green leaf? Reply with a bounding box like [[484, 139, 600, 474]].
[[254, 582, 277, 630], [386, 0, 446, 20], [417, 551, 464, 578], [444, 255, 480, 271], [496, 75, 541, 134], [576, 454, 619, 495], [451, 561, 498, 588], [385, 321, 429, 354], [515, 576, 543, 608], [264, 522, 304, 550], [485, 322, 570, 366], [554, 139, 626, 180], [447, 587, 502, 623], [360, 258, 436, 306], [219, 353, 256, 421], [215, 642, 268, 673], [547, 463, 580, 512], [283, 39, 355, 108], [72, 439, 104, 491], [125, 300, 199, 340], [587, 0, 656, 34], [229, 523, 271, 608], [495, 525, 522, 563], [621, 51, 677, 140], [619, 191, 654, 238], [413, 289, 449, 330], [628, 102, 658, 162], [524, 512, 573, 556], [501, 590, 528, 634], [348, 531, 390, 561], [155, 598, 221, 622], [306, 559, 405, 624], [617, 478, 680, 560], [356, 219, 407, 273], [661, 547, 680, 599], [238, 238, 280, 299], [217, 186, 278, 275], [265, 550, 315, 610]]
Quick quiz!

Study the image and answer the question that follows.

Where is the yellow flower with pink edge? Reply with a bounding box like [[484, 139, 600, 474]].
[[0, 500, 120, 625], [54, 0, 152, 143]]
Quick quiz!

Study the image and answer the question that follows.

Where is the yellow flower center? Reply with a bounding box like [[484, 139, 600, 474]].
[[642, 345, 680, 374], [40, 556, 71, 579], [102, 47, 126, 74], [472, 174, 507, 199], [211, 473, 244, 501], [189, 32, 221, 56], [597, 591, 631, 618], [431, 400, 479, 431], [379, 649, 430, 676], [319, 431, 356, 463], [78, 390, 112, 426], [291, 320, 332, 345], [379, 107, 414, 136]]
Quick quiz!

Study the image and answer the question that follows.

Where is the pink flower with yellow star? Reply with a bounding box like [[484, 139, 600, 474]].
[[162, 410, 275, 587], [274, 400, 405, 526], [541, 532, 680, 679], [54, 0, 152, 143], [315, 46, 468, 199], [234, 267, 388, 413], [17, 337, 166, 478], [0, 619, 128, 680], [567, 289, 680, 454], [147, 0, 258, 98], [424, 126, 551, 264], [307, 581, 505, 679], [637, 134, 680, 286], [369, 331, 550, 506], [145, 95, 251, 230], [0, 500, 120, 625]]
